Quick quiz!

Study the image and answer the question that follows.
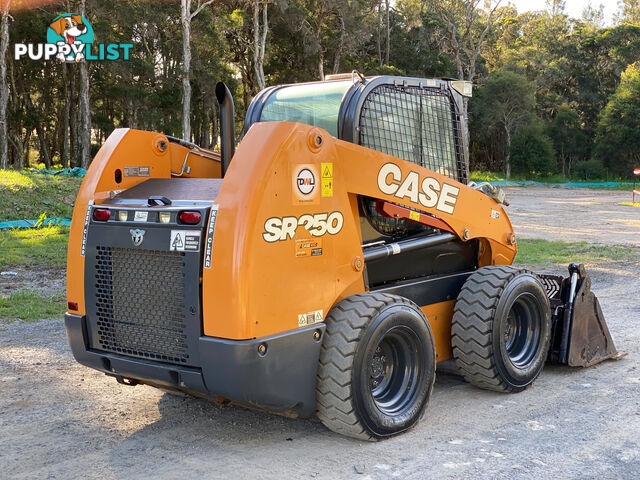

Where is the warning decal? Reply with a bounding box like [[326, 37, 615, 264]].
[[204, 205, 219, 268], [80, 200, 94, 257], [295, 238, 323, 257], [170, 230, 201, 252], [321, 162, 333, 197], [297, 309, 324, 327]]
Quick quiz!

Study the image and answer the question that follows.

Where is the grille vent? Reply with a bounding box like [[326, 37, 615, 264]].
[[94, 246, 189, 364]]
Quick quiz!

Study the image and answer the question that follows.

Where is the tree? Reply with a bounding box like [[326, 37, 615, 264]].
[[79, 0, 91, 168], [594, 63, 640, 176], [510, 122, 555, 176], [582, 2, 605, 28], [546, 104, 588, 176], [253, 0, 268, 91], [471, 70, 535, 178], [615, 0, 640, 24], [0, 0, 9, 169], [181, 0, 213, 141], [430, 0, 504, 169], [431, 0, 503, 83]]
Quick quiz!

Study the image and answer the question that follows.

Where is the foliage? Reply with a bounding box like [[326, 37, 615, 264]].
[[515, 239, 638, 265], [545, 104, 588, 176], [510, 122, 556, 176], [573, 158, 605, 180], [594, 64, 640, 176], [470, 69, 535, 177], [0, 289, 66, 322], [0, 226, 69, 266]]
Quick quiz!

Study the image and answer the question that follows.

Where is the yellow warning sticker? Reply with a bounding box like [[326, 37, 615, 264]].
[[321, 162, 333, 197], [409, 210, 420, 222]]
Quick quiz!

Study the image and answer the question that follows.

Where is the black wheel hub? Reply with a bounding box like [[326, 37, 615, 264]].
[[504, 292, 543, 370], [368, 327, 422, 415]]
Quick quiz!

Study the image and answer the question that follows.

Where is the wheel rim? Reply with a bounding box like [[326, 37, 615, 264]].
[[369, 326, 422, 415], [503, 292, 542, 369]]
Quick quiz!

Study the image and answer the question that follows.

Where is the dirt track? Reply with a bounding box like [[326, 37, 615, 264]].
[[1, 187, 639, 479]]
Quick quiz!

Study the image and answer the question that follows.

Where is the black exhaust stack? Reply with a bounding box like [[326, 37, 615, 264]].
[[215, 81, 235, 176]]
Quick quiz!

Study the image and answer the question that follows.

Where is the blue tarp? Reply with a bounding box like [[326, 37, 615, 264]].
[[30, 167, 86, 177], [0, 218, 72, 230], [488, 180, 634, 188]]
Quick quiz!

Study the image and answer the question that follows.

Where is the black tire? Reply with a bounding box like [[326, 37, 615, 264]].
[[451, 266, 551, 393], [316, 293, 436, 440]]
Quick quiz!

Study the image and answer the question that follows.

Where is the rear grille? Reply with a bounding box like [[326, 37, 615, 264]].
[[94, 246, 190, 364]]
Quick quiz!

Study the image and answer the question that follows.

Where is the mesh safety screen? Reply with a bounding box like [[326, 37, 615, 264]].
[[359, 84, 463, 181]]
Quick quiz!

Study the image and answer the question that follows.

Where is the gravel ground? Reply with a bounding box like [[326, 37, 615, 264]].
[[1, 187, 639, 479], [504, 187, 640, 246]]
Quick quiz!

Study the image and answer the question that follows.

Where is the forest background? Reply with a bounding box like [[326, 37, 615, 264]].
[[1, 0, 639, 180]]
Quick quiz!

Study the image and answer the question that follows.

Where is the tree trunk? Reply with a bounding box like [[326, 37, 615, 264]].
[[385, 0, 390, 65], [253, 0, 268, 91], [0, 2, 9, 170], [70, 69, 79, 166], [9, 133, 25, 170], [332, 15, 345, 74], [210, 96, 217, 150], [79, 0, 91, 169], [504, 127, 511, 179], [181, 0, 192, 141], [25, 94, 51, 168], [376, 1, 382, 66], [318, 50, 324, 80]]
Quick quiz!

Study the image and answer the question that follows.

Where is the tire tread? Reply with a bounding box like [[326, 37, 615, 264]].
[[316, 293, 432, 440], [451, 266, 538, 393]]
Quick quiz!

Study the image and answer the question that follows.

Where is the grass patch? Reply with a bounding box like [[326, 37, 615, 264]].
[[0, 226, 69, 266], [0, 290, 66, 322], [515, 239, 636, 265], [0, 170, 82, 221], [620, 202, 640, 207]]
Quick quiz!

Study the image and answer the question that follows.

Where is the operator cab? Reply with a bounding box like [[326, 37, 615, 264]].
[[244, 74, 472, 184]]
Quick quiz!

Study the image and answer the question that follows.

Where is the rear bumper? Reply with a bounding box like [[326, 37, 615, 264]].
[[65, 313, 324, 417]]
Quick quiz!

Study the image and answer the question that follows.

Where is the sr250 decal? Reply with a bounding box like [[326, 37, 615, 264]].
[[263, 212, 344, 242]]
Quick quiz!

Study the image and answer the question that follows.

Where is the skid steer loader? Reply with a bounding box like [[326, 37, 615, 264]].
[[65, 74, 622, 440]]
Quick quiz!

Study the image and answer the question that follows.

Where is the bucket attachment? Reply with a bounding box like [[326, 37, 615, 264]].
[[540, 264, 624, 367]]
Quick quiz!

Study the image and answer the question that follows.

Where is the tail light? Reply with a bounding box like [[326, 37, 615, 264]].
[[93, 208, 111, 221], [67, 301, 78, 311], [178, 211, 201, 225]]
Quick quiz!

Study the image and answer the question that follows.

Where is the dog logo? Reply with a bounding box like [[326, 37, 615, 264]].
[[130, 229, 146, 247], [15, 13, 133, 62], [46, 13, 94, 62]]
